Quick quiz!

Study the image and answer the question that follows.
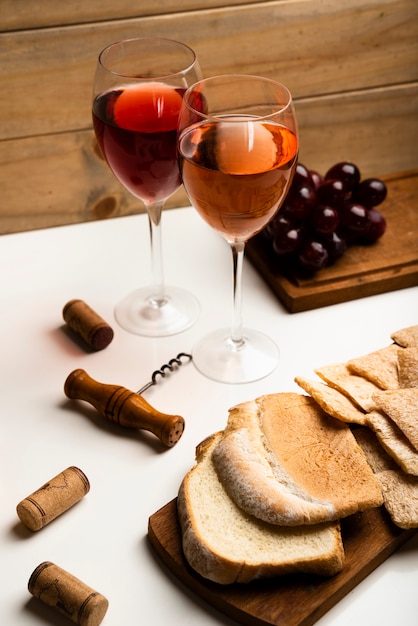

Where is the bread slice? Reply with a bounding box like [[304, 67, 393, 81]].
[[212, 393, 383, 526], [372, 388, 418, 451], [295, 375, 367, 425], [366, 410, 418, 476], [353, 427, 418, 528], [391, 324, 418, 348], [346, 343, 399, 390], [398, 347, 418, 388], [177, 432, 345, 584], [352, 426, 398, 473], [375, 470, 418, 529], [314, 362, 380, 412]]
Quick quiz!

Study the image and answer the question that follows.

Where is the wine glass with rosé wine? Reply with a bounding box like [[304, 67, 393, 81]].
[[92, 38, 202, 336], [178, 75, 298, 383]]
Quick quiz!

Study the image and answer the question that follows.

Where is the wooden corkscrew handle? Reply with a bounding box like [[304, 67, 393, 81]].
[[64, 369, 185, 447]]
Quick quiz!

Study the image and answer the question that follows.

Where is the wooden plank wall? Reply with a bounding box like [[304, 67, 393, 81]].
[[1, 0, 417, 234]]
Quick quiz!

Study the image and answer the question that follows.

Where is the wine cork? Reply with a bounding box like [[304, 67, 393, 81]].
[[17, 466, 90, 531], [28, 561, 109, 626], [63, 299, 114, 351]]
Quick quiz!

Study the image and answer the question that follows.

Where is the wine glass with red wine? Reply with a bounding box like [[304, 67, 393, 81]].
[[92, 38, 202, 336], [178, 75, 298, 383]]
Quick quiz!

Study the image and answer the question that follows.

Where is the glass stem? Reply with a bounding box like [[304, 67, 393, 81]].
[[230, 241, 246, 349], [146, 200, 166, 306]]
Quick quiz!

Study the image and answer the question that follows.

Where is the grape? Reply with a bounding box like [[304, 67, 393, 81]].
[[292, 162, 314, 189], [298, 239, 329, 273], [360, 208, 387, 244], [283, 184, 316, 221], [263, 215, 285, 239], [340, 202, 370, 234], [352, 178, 387, 207], [317, 179, 348, 207], [309, 205, 339, 235], [309, 170, 323, 190], [322, 232, 347, 262], [263, 214, 288, 238], [258, 160, 388, 275], [272, 220, 302, 256], [325, 161, 360, 191]]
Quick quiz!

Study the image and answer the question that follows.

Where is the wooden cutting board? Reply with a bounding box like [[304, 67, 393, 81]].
[[148, 499, 416, 626], [246, 170, 418, 313]]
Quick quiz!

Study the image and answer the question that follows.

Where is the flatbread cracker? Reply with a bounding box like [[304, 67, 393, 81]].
[[347, 343, 399, 390], [376, 470, 418, 529], [372, 388, 418, 451], [352, 426, 398, 473], [391, 324, 418, 348], [294, 376, 367, 425], [366, 410, 418, 476], [398, 347, 418, 388], [315, 363, 380, 412]]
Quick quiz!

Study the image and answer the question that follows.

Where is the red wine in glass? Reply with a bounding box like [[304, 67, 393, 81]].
[[92, 37, 202, 337], [93, 83, 185, 204]]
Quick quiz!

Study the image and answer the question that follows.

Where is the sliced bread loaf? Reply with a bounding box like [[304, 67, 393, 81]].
[[177, 432, 345, 584], [212, 393, 383, 526]]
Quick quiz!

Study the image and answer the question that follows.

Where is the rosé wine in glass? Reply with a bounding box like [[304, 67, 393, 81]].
[[178, 75, 298, 383]]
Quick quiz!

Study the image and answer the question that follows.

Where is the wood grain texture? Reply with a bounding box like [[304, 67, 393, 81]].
[[148, 498, 416, 626], [296, 83, 418, 178], [0, 130, 187, 233], [1, 0, 417, 232], [0, 0, 259, 31], [1, 0, 416, 139], [246, 171, 418, 313]]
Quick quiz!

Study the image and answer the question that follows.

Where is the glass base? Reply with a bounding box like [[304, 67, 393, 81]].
[[192, 327, 279, 384], [114, 286, 200, 337]]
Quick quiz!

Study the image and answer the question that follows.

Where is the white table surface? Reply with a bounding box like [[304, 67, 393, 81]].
[[1, 207, 417, 626]]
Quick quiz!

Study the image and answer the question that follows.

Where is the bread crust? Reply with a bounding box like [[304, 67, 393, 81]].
[[177, 433, 345, 584], [366, 410, 418, 476], [376, 470, 418, 529], [212, 393, 383, 526]]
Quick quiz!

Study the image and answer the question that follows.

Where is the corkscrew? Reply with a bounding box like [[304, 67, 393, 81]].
[[136, 352, 192, 394], [64, 353, 192, 448]]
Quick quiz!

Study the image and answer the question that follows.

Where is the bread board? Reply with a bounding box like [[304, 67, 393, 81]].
[[148, 499, 416, 626], [246, 170, 418, 313]]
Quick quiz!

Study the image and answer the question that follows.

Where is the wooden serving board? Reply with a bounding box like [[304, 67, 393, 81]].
[[246, 171, 418, 313], [148, 499, 416, 626]]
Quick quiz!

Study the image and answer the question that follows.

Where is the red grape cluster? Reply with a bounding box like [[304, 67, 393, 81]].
[[260, 161, 387, 274]]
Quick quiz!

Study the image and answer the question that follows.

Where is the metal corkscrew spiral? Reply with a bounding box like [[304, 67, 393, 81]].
[[137, 352, 193, 394]]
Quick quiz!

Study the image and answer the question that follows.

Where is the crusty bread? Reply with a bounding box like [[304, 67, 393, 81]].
[[177, 432, 345, 584], [372, 388, 418, 451], [391, 324, 418, 347], [347, 343, 400, 390], [397, 347, 418, 387], [366, 410, 418, 476], [375, 470, 418, 529], [314, 362, 380, 412], [352, 426, 398, 473], [212, 393, 383, 526], [295, 375, 367, 425], [353, 427, 418, 529]]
